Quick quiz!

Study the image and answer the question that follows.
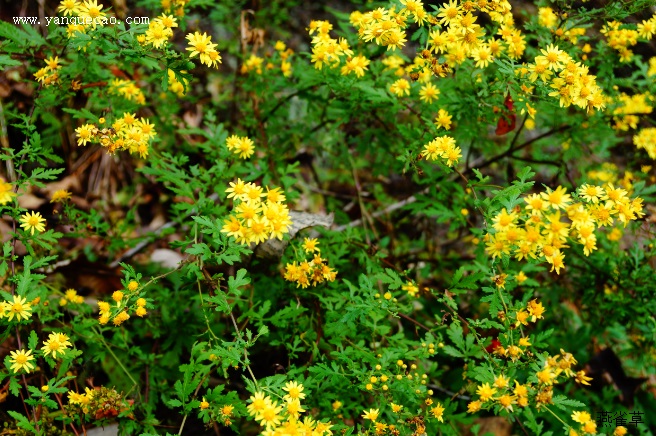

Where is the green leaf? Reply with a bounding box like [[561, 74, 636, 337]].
[[228, 269, 250, 294], [0, 55, 22, 67], [552, 395, 586, 411], [166, 398, 182, 408], [28, 330, 38, 350], [447, 322, 465, 351], [7, 411, 37, 432]]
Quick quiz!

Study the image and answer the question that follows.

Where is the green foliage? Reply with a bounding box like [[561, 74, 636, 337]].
[[1, 0, 655, 435]]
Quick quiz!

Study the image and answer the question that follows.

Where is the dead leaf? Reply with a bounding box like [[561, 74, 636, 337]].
[[150, 248, 184, 268], [255, 211, 333, 259], [17, 193, 45, 210]]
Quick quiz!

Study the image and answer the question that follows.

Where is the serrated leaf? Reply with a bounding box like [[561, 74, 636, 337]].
[[447, 322, 465, 351], [166, 398, 182, 408], [28, 330, 38, 350], [228, 269, 250, 294], [7, 411, 36, 432]]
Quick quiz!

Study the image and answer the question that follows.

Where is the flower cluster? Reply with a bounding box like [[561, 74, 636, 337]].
[[108, 79, 146, 105], [33, 56, 62, 87], [57, 0, 107, 35], [517, 44, 605, 113], [42, 332, 72, 359], [167, 69, 189, 97], [633, 127, 656, 159], [469, 349, 591, 415], [359, 1, 523, 104], [75, 112, 157, 158], [484, 184, 645, 274], [186, 31, 222, 69], [225, 134, 255, 159], [611, 92, 653, 131], [421, 135, 461, 167], [487, 299, 543, 362], [0, 295, 33, 322], [51, 189, 72, 203], [199, 397, 235, 426], [649, 57, 656, 76], [427, 0, 522, 66], [308, 20, 359, 74], [97, 280, 149, 326], [221, 179, 292, 245], [68, 387, 96, 414], [68, 386, 132, 419], [351, 4, 420, 52], [161, 0, 190, 17], [283, 238, 337, 288], [246, 382, 332, 435], [141, 14, 177, 49], [0, 177, 15, 205], [356, 357, 447, 434], [60, 288, 85, 306], [601, 13, 656, 63], [274, 40, 294, 77], [537, 7, 586, 44], [402, 281, 419, 297], [241, 54, 264, 75]]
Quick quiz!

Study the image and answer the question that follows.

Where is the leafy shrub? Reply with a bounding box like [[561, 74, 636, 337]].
[[1, 0, 655, 435]]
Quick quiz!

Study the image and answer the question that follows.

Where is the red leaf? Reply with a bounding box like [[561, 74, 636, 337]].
[[485, 338, 502, 353], [495, 94, 516, 135]]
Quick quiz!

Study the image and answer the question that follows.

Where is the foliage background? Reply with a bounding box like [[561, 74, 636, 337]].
[[0, 0, 655, 435]]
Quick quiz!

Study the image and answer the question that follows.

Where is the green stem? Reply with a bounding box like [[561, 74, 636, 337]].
[[93, 326, 139, 397]]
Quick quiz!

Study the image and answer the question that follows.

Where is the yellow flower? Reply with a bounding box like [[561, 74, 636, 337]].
[[572, 411, 592, 424], [200, 397, 209, 409], [283, 381, 306, 401], [494, 374, 510, 389], [78, 0, 106, 28], [20, 211, 46, 235], [541, 186, 572, 210], [389, 78, 411, 97], [9, 349, 35, 373], [185, 32, 221, 68], [614, 426, 628, 436], [434, 108, 452, 130], [247, 392, 270, 416], [258, 400, 283, 427], [430, 402, 445, 422], [302, 238, 320, 253], [419, 82, 440, 103], [575, 370, 593, 386], [362, 408, 379, 421], [527, 299, 546, 321], [475, 382, 497, 402], [51, 189, 72, 203], [467, 400, 482, 413], [42, 332, 72, 359], [75, 123, 96, 146], [58, 0, 81, 16], [5, 295, 32, 321], [113, 311, 130, 326], [0, 178, 16, 205]]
